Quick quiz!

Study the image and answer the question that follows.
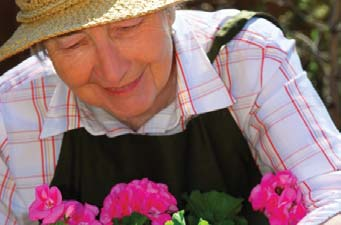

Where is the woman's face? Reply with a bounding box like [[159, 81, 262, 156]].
[[45, 10, 176, 127]]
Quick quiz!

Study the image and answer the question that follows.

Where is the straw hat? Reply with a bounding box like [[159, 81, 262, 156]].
[[0, 0, 186, 62]]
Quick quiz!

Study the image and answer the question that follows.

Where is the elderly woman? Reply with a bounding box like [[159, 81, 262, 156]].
[[0, 0, 340, 224]]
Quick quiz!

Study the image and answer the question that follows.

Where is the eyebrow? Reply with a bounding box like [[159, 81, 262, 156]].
[[56, 30, 84, 39], [54, 17, 144, 40]]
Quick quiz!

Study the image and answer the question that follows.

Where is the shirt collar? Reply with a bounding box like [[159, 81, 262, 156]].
[[172, 10, 235, 117], [41, 79, 82, 138], [40, 11, 235, 139], [41, 80, 182, 138]]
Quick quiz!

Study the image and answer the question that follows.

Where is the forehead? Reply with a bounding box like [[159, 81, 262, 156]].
[[55, 12, 162, 39]]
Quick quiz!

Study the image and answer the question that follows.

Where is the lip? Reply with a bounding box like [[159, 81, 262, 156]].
[[105, 73, 143, 95]]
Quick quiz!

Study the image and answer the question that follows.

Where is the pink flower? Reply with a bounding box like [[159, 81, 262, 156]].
[[65, 201, 101, 225], [100, 178, 178, 225], [249, 173, 276, 210], [290, 202, 307, 224], [28, 184, 64, 224], [248, 170, 307, 225], [64, 201, 79, 219], [152, 214, 172, 225]]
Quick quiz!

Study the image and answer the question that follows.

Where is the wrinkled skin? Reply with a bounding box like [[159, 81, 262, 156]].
[[45, 9, 177, 130]]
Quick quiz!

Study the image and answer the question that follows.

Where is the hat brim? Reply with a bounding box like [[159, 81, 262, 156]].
[[0, 0, 185, 62]]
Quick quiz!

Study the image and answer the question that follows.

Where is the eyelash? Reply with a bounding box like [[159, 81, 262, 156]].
[[63, 39, 86, 50], [119, 23, 139, 31], [66, 43, 80, 50], [115, 20, 143, 33]]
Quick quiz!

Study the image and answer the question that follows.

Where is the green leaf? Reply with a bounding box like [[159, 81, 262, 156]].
[[298, 0, 310, 11], [198, 218, 210, 225], [308, 61, 318, 74], [310, 29, 319, 43], [184, 190, 244, 224], [53, 221, 68, 225], [187, 214, 198, 225], [312, 4, 329, 20], [115, 212, 150, 225], [234, 217, 248, 225], [169, 210, 186, 225], [216, 220, 235, 225], [165, 221, 175, 225]]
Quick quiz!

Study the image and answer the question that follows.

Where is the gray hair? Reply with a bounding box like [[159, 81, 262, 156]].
[[30, 42, 48, 61]]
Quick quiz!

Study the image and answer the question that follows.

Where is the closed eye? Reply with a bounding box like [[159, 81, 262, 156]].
[[118, 24, 139, 31], [60, 38, 88, 51], [55, 32, 88, 50], [114, 18, 143, 33]]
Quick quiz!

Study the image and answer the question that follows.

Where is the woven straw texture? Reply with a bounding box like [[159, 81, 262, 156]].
[[0, 0, 185, 62]]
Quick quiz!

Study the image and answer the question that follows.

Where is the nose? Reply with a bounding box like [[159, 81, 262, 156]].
[[93, 29, 131, 86]]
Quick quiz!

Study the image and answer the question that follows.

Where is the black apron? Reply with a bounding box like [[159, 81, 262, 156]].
[[51, 109, 268, 224]]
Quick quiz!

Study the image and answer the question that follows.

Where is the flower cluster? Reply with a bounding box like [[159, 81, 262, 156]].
[[29, 184, 100, 225], [29, 178, 177, 225], [248, 170, 307, 225], [100, 178, 178, 225], [29, 171, 306, 225]]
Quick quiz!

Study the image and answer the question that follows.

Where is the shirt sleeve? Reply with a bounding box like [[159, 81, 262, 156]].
[[217, 18, 341, 225], [0, 106, 32, 225]]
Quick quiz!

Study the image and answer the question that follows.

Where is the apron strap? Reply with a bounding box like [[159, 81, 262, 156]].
[[207, 10, 282, 63]]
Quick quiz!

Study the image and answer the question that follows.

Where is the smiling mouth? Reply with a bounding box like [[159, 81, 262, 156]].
[[105, 73, 143, 95]]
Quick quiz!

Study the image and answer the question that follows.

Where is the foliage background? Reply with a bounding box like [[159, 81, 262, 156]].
[[184, 0, 341, 129], [0, 0, 340, 128]]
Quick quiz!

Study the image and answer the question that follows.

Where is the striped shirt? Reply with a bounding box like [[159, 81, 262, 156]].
[[0, 9, 340, 225]]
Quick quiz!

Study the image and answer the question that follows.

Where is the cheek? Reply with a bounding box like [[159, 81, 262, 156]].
[[120, 22, 173, 62], [117, 30, 173, 91], [73, 85, 103, 107], [148, 39, 174, 89], [51, 52, 95, 88], [134, 30, 173, 85], [146, 33, 172, 62]]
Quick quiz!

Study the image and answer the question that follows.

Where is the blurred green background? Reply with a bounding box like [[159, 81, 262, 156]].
[[0, 0, 340, 128]]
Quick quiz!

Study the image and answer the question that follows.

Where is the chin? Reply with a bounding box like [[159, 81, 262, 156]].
[[107, 97, 155, 120]]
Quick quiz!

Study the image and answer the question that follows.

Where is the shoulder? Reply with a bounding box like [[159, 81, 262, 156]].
[[227, 14, 293, 65], [174, 9, 241, 49], [234, 15, 285, 45], [175, 9, 241, 26], [0, 55, 60, 137], [0, 54, 58, 95], [174, 9, 286, 52]]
